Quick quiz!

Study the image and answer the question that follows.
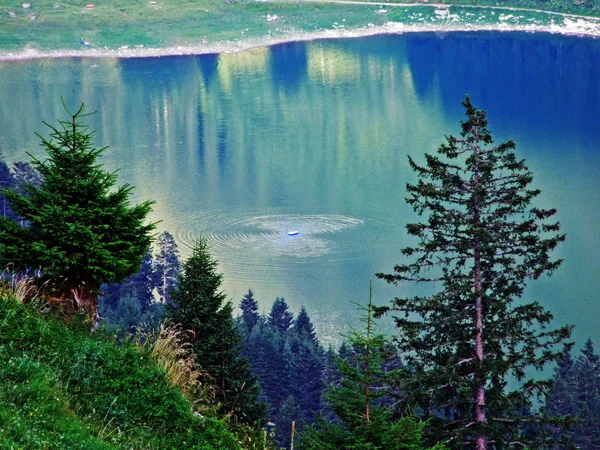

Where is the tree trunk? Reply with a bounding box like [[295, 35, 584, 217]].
[[71, 284, 99, 325], [473, 134, 487, 449]]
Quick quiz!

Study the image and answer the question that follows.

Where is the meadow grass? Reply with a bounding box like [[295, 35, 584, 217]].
[[1, 0, 599, 56], [0, 292, 241, 449]]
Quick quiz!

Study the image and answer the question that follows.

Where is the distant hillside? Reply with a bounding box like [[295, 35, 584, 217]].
[[1, 0, 599, 55], [0, 290, 241, 450]]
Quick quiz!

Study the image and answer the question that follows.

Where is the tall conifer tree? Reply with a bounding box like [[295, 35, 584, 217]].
[[155, 231, 180, 304], [269, 297, 294, 334], [294, 306, 318, 345], [0, 152, 13, 218], [300, 285, 444, 450], [121, 248, 157, 312], [377, 96, 572, 448], [240, 289, 260, 331], [0, 104, 155, 320], [167, 236, 264, 426]]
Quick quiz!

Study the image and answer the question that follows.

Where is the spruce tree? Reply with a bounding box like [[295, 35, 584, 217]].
[[288, 337, 324, 418], [166, 236, 265, 426], [0, 104, 155, 321], [572, 340, 600, 448], [268, 297, 294, 334], [300, 285, 444, 450], [240, 289, 259, 331], [0, 152, 13, 218], [546, 341, 600, 448], [122, 248, 158, 312], [276, 395, 302, 450], [155, 231, 180, 304], [294, 306, 318, 345], [377, 96, 572, 448]]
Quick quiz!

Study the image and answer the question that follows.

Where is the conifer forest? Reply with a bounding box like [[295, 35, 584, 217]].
[[0, 98, 599, 450]]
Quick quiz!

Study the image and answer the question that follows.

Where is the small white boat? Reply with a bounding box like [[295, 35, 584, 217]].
[[288, 230, 299, 236]]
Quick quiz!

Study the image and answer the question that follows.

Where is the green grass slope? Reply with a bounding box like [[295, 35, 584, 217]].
[[1, 0, 599, 54], [0, 295, 241, 450]]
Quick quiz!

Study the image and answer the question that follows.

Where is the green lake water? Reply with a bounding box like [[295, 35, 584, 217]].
[[0, 32, 599, 346]]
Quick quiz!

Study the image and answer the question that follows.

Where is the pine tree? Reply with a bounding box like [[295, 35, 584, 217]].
[[276, 395, 302, 450], [0, 104, 155, 321], [120, 248, 158, 313], [546, 351, 576, 417], [155, 231, 180, 304], [257, 321, 292, 415], [0, 152, 13, 218], [546, 341, 600, 449], [240, 289, 259, 331], [289, 335, 325, 425], [269, 297, 294, 334], [300, 284, 444, 450], [294, 307, 318, 345], [377, 96, 572, 448], [545, 352, 577, 447], [166, 237, 265, 426], [572, 340, 600, 448]]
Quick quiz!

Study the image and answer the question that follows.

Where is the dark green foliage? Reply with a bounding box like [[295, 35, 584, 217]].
[[299, 291, 444, 450], [121, 248, 158, 312], [377, 96, 572, 448], [250, 319, 292, 415], [155, 231, 181, 305], [100, 294, 165, 338], [288, 328, 325, 425], [0, 104, 155, 320], [546, 340, 600, 448], [294, 306, 317, 344], [268, 297, 294, 334], [0, 295, 240, 449], [276, 395, 302, 449], [240, 289, 260, 331], [167, 237, 265, 426], [239, 300, 328, 448], [99, 244, 170, 335], [0, 151, 13, 219]]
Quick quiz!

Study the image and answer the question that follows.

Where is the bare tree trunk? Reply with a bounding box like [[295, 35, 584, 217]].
[[473, 133, 487, 450], [474, 246, 486, 450], [365, 281, 372, 427]]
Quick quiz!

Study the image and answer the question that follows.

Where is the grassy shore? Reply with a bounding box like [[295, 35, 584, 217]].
[[1, 0, 600, 59]]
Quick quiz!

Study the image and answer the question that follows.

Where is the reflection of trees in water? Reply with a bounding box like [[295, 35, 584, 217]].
[[1, 34, 600, 346], [269, 41, 308, 92], [404, 31, 600, 136]]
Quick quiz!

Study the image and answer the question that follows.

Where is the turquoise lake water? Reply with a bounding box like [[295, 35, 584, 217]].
[[0, 32, 599, 346]]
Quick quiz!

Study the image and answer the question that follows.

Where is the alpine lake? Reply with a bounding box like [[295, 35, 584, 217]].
[[1, 31, 599, 347]]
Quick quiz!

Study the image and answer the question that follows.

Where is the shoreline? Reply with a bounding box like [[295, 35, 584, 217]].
[[2, 14, 600, 62]]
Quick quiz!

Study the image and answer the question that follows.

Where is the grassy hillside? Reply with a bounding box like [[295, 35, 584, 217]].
[[0, 287, 241, 449], [1, 0, 599, 54]]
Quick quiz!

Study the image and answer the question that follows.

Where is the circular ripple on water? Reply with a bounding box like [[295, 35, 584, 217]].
[[170, 208, 395, 284]]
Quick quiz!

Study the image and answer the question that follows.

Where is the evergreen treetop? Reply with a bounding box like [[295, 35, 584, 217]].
[[300, 284, 445, 450], [155, 231, 180, 304], [167, 236, 265, 426], [240, 289, 259, 331], [0, 103, 155, 321], [268, 297, 294, 334], [546, 340, 600, 448], [294, 306, 318, 344], [377, 96, 572, 448], [0, 152, 13, 218]]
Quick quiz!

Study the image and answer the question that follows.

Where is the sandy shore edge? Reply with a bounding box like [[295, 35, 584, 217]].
[[2, 20, 599, 62]]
